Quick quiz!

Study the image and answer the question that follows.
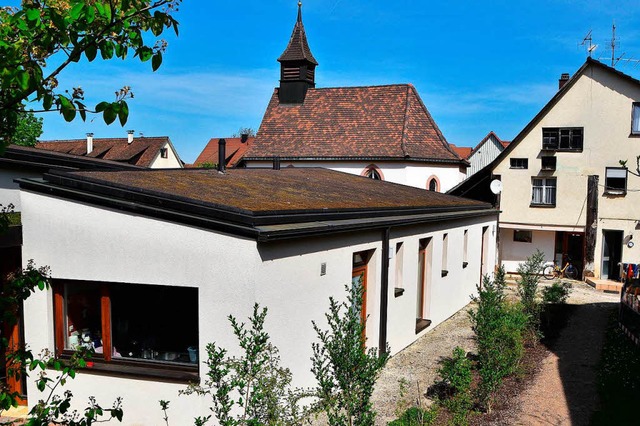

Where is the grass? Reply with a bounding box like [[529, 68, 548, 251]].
[[591, 309, 640, 425]]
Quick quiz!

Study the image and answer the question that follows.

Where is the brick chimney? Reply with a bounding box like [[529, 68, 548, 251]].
[[559, 73, 570, 90], [86, 133, 94, 154]]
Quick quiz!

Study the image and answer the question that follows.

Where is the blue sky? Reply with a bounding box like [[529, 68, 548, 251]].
[[29, 0, 640, 163]]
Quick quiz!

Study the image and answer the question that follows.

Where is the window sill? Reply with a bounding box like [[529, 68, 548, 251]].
[[394, 287, 405, 298], [509, 167, 528, 170], [604, 190, 626, 197], [541, 148, 582, 153], [540, 168, 556, 172], [530, 203, 556, 208], [57, 353, 199, 384], [415, 318, 432, 334]]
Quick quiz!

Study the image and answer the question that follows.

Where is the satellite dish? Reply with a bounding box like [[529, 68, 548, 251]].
[[490, 179, 503, 195]]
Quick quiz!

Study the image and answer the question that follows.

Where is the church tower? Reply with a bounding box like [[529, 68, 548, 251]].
[[277, 2, 318, 104]]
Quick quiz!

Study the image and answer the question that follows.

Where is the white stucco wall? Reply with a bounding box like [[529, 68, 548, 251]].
[[20, 188, 496, 425], [493, 65, 640, 278], [499, 228, 555, 273], [148, 142, 183, 169], [0, 168, 40, 211], [244, 160, 465, 192]]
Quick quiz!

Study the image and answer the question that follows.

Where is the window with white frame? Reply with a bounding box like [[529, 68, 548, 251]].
[[604, 167, 627, 195], [633, 103, 640, 135], [531, 177, 556, 206]]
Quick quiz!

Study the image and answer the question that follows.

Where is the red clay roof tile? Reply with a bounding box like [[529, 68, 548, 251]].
[[192, 137, 254, 168]]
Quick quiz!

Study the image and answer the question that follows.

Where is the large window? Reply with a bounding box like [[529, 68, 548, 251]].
[[632, 103, 640, 135], [542, 128, 583, 151], [510, 158, 528, 169], [54, 281, 199, 381], [531, 177, 557, 206], [605, 167, 627, 195]]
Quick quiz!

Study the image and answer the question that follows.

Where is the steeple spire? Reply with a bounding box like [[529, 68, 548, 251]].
[[277, 2, 318, 104]]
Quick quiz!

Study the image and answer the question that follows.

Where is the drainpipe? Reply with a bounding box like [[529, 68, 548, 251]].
[[379, 227, 390, 356], [218, 138, 226, 173]]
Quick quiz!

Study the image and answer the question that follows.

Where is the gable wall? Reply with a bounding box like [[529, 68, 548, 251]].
[[467, 136, 503, 177]]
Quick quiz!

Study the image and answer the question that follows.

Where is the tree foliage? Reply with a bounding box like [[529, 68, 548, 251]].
[[0, 0, 181, 146], [11, 111, 43, 146]]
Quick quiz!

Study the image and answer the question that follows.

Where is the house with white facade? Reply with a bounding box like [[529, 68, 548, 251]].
[[16, 166, 497, 424], [492, 58, 640, 283], [238, 4, 467, 192], [36, 132, 183, 169]]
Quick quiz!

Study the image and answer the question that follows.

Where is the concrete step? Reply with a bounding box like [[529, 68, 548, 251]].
[[585, 278, 623, 294]]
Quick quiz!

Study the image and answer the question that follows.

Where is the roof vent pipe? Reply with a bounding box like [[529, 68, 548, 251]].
[[273, 156, 281, 170], [218, 138, 226, 173], [559, 73, 570, 90], [127, 130, 134, 144], [241, 133, 249, 143], [86, 133, 94, 154]]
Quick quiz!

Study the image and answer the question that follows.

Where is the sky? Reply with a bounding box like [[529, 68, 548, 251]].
[[22, 0, 640, 163]]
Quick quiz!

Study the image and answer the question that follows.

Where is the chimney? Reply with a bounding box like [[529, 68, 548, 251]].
[[218, 138, 226, 173], [127, 130, 134, 144], [559, 73, 570, 89], [241, 133, 249, 143], [86, 133, 94, 154]]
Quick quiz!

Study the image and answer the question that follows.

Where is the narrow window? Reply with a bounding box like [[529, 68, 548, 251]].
[[513, 230, 533, 243], [352, 251, 371, 332], [632, 103, 640, 135], [428, 178, 439, 192], [510, 158, 528, 169], [531, 178, 557, 206], [416, 238, 432, 332], [362, 165, 383, 180], [394, 242, 404, 296], [441, 233, 448, 276], [463, 230, 469, 268], [541, 156, 556, 171], [160, 147, 168, 158], [605, 167, 627, 195]]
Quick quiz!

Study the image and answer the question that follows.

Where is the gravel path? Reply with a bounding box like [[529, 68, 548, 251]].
[[372, 280, 619, 425]]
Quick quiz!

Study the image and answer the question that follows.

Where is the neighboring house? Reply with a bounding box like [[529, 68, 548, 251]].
[[239, 4, 467, 192], [464, 132, 509, 179], [191, 134, 254, 168], [0, 145, 140, 405], [17, 167, 497, 423], [35, 132, 183, 169], [491, 58, 640, 281]]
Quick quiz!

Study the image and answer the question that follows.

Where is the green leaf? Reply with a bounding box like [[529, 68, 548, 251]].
[[16, 71, 29, 91], [85, 43, 97, 62], [103, 106, 117, 125], [137, 46, 153, 62], [118, 101, 129, 126], [99, 41, 114, 60], [84, 4, 95, 24], [151, 52, 162, 71], [43, 93, 53, 111], [95, 101, 109, 113], [25, 8, 40, 22], [69, 3, 84, 20]]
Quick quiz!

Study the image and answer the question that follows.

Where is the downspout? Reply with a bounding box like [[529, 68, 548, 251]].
[[379, 227, 390, 356]]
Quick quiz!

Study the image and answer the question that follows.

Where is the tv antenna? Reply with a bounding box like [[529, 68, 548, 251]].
[[580, 22, 640, 70], [579, 30, 597, 57]]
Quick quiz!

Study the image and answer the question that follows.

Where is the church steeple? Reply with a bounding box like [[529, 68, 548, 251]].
[[277, 2, 318, 104]]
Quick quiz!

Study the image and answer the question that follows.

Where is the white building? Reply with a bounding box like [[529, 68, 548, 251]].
[[17, 166, 497, 424], [237, 4, 467, 193]]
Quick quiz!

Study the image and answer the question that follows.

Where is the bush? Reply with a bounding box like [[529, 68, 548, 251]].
[[516, 250, 546, 332], [542, 281, 572, 304], [438, 347, 473, 425], [469, 267, 528, 411], [389, 406, 438, 426], [311, 279, 389, 426]]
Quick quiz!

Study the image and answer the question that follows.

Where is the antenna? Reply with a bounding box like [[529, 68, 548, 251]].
[[581, 23, 640, 71], [610, 20, 619, 67], [580, 30, 596, 57]]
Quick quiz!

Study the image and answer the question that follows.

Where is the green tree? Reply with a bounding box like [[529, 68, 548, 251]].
[[0, 0, 181, 147], [11, 111, 43, 146]]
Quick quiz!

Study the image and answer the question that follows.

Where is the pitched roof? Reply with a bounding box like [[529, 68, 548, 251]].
[[450, 144, 473, 159], [192, 137, 254, 168], [468, 131, 508, 157], [20, 168, 496, 241], [244, 84, 464, 164], [278, 4, 317, 65], [35, 136, 179, 168]]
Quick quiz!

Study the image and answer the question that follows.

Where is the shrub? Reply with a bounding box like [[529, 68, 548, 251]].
[[469, 267, 528, 411], [311, 279, 389, 426], [389, 406, 438, 426], [438, 347, 473, 425], [516, 250, 546, 332], [542, 281, 572, 304]]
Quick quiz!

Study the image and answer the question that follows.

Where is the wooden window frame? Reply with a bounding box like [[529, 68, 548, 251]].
[[531, 177, 557, 207], [542, 127, 583, 152], [541, 156, 556, 171], [52, 280, 199, 382], [509, 158, 528, 169]]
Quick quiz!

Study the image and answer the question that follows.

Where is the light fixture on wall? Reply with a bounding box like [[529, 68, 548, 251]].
[[625, 234, 634, 248]]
